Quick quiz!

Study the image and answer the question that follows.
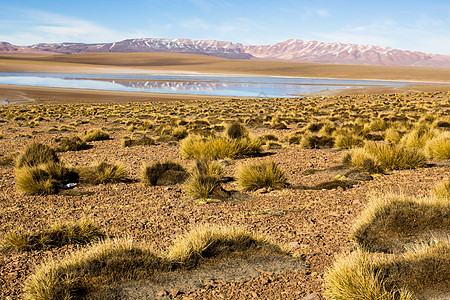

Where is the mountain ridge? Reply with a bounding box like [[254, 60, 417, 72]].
[[1, 38, 450, 68]]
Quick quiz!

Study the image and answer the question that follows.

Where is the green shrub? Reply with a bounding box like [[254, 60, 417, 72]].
[[237, 161, 287, 191], [141, 161, 188, 186]]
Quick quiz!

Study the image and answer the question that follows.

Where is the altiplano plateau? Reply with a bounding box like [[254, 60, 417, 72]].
[[0, 48, 450, 300]]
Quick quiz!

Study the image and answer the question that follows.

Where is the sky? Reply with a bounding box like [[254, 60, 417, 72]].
[[1, 0, 450, 54]]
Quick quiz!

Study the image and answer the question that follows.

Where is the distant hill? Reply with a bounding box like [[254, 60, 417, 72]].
[[2, 38, 450, 68]]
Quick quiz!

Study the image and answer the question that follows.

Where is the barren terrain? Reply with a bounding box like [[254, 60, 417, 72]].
[[0, 54, 449, 299]]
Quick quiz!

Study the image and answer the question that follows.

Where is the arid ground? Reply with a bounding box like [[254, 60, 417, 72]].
[[0, 54, 449, 299]]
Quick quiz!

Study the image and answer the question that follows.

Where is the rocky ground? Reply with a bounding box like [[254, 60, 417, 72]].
[[0, 97, 449, 299]]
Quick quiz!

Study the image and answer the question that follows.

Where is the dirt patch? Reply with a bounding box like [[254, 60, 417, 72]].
[[91, 254, 308, 300]]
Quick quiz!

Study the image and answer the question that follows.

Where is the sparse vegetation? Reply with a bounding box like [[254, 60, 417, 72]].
[[55, 136, 90, 152], [351, 193, 450, 253], [78, 161, 128, 184], [180, 134, 262, 160], [141, 161, 188, 186], [237, 160, 287, 191], [83, 128, 110, 142], [326, 242, 449, 300], [23, 225, 290, 300], [0, 219, 104, 252]]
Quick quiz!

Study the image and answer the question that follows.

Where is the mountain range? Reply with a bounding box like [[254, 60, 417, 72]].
[[2, 38, 450, 68]]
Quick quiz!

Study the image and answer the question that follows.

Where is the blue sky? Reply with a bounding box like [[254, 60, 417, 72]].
[[1, 0, 450, 54]]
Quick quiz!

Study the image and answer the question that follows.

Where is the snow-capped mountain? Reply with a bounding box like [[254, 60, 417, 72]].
[[1, 38, 450, 68], [243, 39, 450, 68], [23, 38, 252, 59]]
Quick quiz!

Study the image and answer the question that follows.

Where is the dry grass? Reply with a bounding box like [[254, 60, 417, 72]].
[[346, 142, 427, 172], [0, 219, 104, 252], [141, 161, 188, 186], [15, 162, 78, 195], [78, 161, 127, 185], [180, 135, 262, 160], [55, 136, 90, 152], [23, 225, 291, 300], [166, 224, 289, 265], [15, 142, 60, 168], [237, 161, 288, 191], [326, 242, 450, 300], [351, 193, 449, 253], [425, 131, 450, 159], [83, 128, 110, 142], [325, 250, 413, 300]]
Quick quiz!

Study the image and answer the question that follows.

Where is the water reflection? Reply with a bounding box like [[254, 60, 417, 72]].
[[0, 72, 414, 98]]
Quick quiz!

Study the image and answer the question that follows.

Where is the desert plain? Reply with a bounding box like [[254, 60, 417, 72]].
[[0, 53, 449, 299]]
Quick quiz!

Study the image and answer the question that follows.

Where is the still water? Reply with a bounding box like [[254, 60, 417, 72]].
[[0, 72, 413, 98]]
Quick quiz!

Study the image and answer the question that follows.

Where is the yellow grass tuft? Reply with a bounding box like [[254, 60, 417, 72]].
[[0, 219, 104, 252], [237, 160, 288, 191], [351, 192, 449, 253], [180, 134, 262, 160], [23, 225, 291, 300]]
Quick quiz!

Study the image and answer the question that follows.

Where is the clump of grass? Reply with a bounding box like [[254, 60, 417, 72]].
[[326, 242, 449, 300], [399, 126, 435, 149], [225, 122, 249, 139], [325, 250, 413, 300], [23, 225, 291, 300], [300, 133, 334, 149], [166, 224, 289, 266], [83, 129, 110, 142], [424, 131, 450, 159], [431, 180, 450, 200], [237, 160, 287, 191], [16, 142, 60, 168], [23, 238, 168, 300], [121, 135, 155, 147], [79, 161, 128, 185], [55, 136, 90, 152], [15, 162, 78, 195], [183, 160, 229, 200], [180, 135, 262, 160], [351, 193, 449, 253], [333, 132, 363, 149], [141, 161, 188, 186], [0, 219, 104, 252], [384, 127, 403, 144], [344, 142, 427, 172], [171, 126, 188, 140]]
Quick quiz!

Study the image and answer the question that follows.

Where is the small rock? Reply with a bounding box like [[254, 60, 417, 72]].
[[158, 290, 168, 297], [171, 289, 183, 298], [289, 241, 300, 249], [301, 293, 320, 300], [256, 187, 268, 194]]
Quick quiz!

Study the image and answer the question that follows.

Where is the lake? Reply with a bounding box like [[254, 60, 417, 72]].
[[0, 72, 414, 98]]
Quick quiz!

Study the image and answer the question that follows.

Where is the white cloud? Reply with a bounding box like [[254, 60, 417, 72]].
[[0, 9, 145, 45], [315, 9, 329, 17]]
